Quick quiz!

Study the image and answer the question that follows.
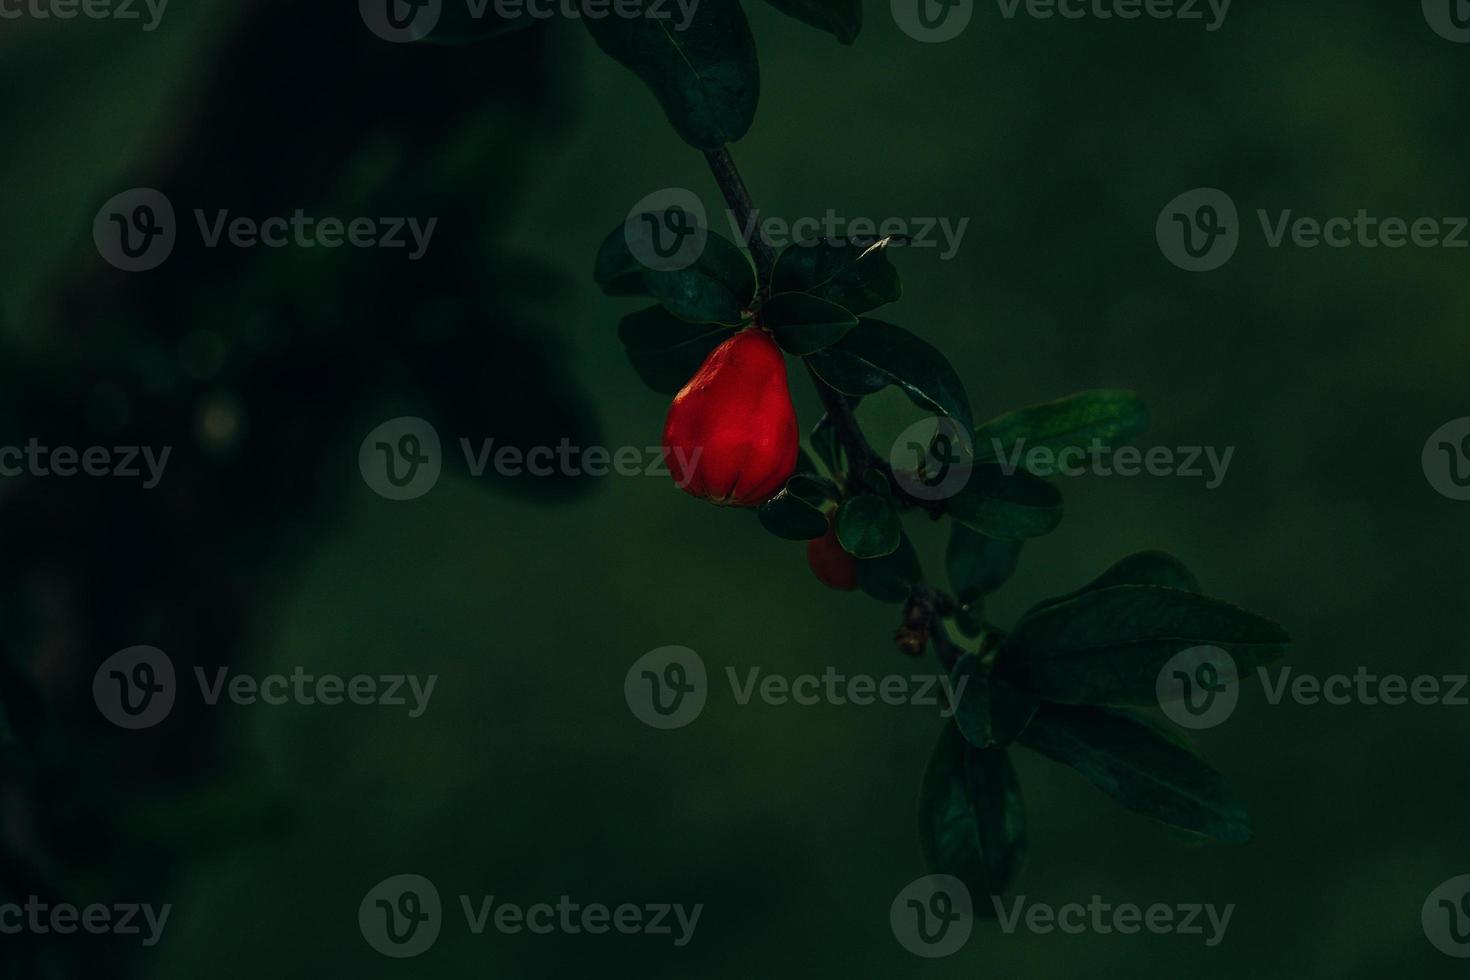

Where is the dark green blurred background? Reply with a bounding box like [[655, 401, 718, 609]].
[[2, 1, 1468, 976]]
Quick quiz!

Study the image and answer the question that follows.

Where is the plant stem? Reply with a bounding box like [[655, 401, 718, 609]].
[[700, 145, 963, 660], [704, 147, 777, 295], [703, 146, 876, 481]]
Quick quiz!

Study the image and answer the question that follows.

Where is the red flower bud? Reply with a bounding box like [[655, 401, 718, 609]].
[[806, 513, 859, 591], [662, 327, 798, 507]]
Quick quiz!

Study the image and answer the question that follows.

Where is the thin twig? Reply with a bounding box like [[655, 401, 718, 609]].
[[699, 144, 966, 663]]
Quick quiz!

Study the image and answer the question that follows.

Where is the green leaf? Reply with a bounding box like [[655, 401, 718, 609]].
[[756, 475, 832, 541], [1021, 551, 1199, 619], [760, 292, 858, 355], [617, 306, 735, 394], [582, 0, 759, 150], [835, 494, 900, 558], [595, 220, 754, 324], [975, 389, 1148, 465], [807, 319, 972, 434], [947, 465, 1062, 540], [947, 525, 1023, 597], [789, 472, 841, 504], [771, 238, 901, 316], [856, 531, 920, 602], [919, 724, 1026, 904], [758, 0, 861, 43], [1017, 703, 1252, 842], [998, 585, 1291, 706], [952, 655, 1038, 749]]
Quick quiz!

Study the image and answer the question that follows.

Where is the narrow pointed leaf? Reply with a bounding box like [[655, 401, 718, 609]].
[[771, 238, 901, 315], [999, 585, 1290, 705], [617, 306, 735, 393], [1021, 551, 1199, 620], [975, 389, 1148, 464], [761, 292, 858, 355], [583, 0, 759, 150], [807, 319, 972, 434], [1018, 702, 1252, 842], [947, 525, 1023, 597], [919, 723, 1026, 906], [946, 465, 1062, 540]]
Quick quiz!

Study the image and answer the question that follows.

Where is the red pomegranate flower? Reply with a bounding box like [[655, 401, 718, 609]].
[[662, 327, 798, 506]]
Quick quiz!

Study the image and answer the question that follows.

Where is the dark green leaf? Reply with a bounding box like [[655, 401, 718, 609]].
[[617, 306, 735, 394], [1021, 551, 1199, 620], [760, 292, 858, 355], [919, 724, 1026, 904], [952, 655, 1038, 749], [807, 319, 972, 434], [582, 0, 759, 150], [772, 238, 901, 316], [998, 585, 1291, 705], [595, 220, 754, 324], [1018, 703, 1252, 842], [947, 465, 1062, 541], [759, 0, 861, 43], [947, 525, 1023, 597], [835, 493, 900, 558], [974, 389, 1148, 466], [788, 473, 841, 504], [757, 479, 830, 540], [856, 531, 920, 602]]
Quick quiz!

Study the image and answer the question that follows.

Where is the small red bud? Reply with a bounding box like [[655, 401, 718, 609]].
[[806, 514, 859, 591], [662, 328, 798, 507]]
